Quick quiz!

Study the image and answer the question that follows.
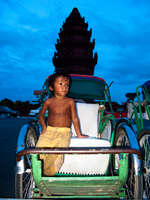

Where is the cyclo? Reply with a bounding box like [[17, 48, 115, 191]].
[[125, 80, 150, 199], [15, 74, 149, 199]]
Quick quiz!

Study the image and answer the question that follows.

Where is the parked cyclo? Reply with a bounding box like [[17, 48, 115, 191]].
[[125, 80, 150, 199], [15, 74, 149, 199]]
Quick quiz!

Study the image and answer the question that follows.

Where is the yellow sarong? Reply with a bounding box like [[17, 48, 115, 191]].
[[36, 126, 71, 176]]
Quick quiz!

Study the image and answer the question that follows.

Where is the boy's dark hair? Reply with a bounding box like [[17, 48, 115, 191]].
[[48, 72, 72, 89]]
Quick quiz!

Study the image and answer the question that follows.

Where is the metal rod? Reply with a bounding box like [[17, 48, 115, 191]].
[[16, 147, 141, 161]]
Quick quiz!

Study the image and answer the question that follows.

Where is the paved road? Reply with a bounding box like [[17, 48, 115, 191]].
[[0, 117, 33, 198]]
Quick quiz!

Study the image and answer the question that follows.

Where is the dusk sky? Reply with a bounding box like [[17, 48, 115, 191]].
[[1, 0, 150, 104]]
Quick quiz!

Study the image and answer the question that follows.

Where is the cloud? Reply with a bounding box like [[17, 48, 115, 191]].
[[1, 0, 150, 104]]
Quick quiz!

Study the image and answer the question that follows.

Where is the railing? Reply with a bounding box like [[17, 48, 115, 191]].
[[16, 147, 142, 162]]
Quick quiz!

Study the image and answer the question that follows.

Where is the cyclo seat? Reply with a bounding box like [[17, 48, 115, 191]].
[[59, 102, 111, 175]]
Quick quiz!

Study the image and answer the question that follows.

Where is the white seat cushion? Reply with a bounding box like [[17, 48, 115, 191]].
[[59, 103, 111, 175], [71, 103, 99, 137], [59, 137, 111, 175]]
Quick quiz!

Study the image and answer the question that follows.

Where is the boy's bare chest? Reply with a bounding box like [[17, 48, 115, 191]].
[[48, 100, 71, 114]]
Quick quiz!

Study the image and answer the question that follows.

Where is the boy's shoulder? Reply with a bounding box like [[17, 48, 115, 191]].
[[65, 97, 74, 102], [44, 97, 54, 104]]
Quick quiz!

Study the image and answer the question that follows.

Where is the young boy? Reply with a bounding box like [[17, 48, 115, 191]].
[[36, 72, 88, 176]]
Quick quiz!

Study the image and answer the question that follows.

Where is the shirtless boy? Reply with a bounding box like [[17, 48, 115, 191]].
[[36, 72, 88, 176], [39, 73, 87, 137]]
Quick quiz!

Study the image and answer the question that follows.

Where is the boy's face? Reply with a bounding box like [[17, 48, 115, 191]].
[[50, 76, 70, 97]]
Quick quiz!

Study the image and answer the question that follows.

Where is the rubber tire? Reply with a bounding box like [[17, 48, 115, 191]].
[[15, 174, 23, 198]]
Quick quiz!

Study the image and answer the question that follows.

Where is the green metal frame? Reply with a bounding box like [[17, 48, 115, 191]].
[[98, 83, 116, 145], [31, 152, 128, 199], [127, 85, 150, 135]]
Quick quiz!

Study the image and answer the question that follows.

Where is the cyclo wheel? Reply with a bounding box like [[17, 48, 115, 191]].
[[114, 127, 143, 200], [138, 131, 150, 199], [15, 126, 37, 198]]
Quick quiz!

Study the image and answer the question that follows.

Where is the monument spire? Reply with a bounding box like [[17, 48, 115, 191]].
[[52, 7, 97, 75]]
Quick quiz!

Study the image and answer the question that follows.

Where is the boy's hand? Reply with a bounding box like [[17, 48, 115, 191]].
[[41, 128, 47, 134], [77, 134, 88, 138]]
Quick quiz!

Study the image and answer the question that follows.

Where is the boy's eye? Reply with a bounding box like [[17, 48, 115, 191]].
[[58, 82, 62, 85]]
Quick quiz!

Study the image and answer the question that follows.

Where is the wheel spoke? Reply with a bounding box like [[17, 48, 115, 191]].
[[23, 172, 34, 198], [139, 133, 150, 199], [15, 126, 37, 198]]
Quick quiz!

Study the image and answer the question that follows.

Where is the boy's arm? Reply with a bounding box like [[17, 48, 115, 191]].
[[71, 100, 88, 138], [39, 100, 48, 134]]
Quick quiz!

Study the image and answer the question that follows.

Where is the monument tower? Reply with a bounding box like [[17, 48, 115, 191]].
[[52, 7, 97, 75]]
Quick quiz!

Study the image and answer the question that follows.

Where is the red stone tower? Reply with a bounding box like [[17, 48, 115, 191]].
[[52, 8, 97, 75]]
